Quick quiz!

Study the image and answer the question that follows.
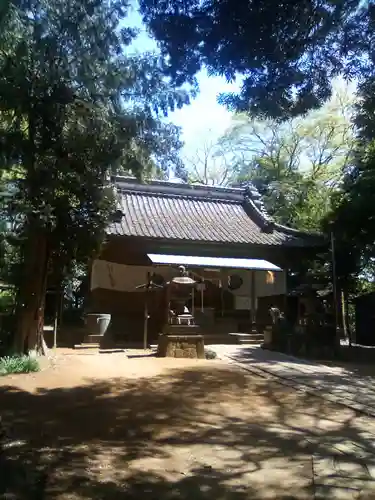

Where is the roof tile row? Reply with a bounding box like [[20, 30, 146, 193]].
[[107, 179, 320, 247]]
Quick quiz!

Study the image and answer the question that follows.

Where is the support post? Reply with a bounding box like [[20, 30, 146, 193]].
[[53, 291, 59, 349], [251, 270, 257, 333], [143, 295, 148, 350], [59, 291, 63, 327], [283, 270, 288, 317], [220, 278, 224, 317], [143, 272, 150, 350], [331, 231, 341, 347]]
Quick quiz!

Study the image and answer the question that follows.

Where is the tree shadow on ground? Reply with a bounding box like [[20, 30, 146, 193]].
[[1, 362, 375, 499], [227, 345, 375, 417]]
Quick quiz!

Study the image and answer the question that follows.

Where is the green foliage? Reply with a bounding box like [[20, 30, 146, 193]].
[[139, 0, 369, 118], [0, 0, 193, 349], [328, 77, 375, 285], [0, 290, 14, 313], [0, 0, 190, 222], [0, 354, 39, 375], [219, 82, 355, 232]]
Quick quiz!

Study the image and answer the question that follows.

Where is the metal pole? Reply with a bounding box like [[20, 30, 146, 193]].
[[331, 231, 340, 345]]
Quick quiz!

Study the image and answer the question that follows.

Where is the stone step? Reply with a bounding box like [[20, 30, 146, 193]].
[[203, 334, 238, 345], [84, 334, 103, 343], [164, 326, 201, 335], [228, 332, 264, 344], [238, 338, 263, 345], [73, 343, 100, 349], [75, 341, 153, 350]]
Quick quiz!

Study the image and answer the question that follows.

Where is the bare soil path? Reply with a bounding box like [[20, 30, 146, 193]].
[[1, 349, 375, 499]]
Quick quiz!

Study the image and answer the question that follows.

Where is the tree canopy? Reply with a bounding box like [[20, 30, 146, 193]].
[[139, 0, 371, 118], [329, 77, 375, 282], [223, 81, 355, 231], [0, 0, 192, 353], [181, 81, 355, 233]]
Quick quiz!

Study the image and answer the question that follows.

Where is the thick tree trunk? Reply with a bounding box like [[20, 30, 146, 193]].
[[14, 228, 50, 356]]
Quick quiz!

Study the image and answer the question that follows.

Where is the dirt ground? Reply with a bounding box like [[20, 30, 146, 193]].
[[1, 349, 375, 500]]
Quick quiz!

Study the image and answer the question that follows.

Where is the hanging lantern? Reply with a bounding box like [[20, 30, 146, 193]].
[[266, 271, 275, 284]]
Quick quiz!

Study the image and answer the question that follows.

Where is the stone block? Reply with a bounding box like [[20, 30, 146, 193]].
[[157, 334, 205, 359]]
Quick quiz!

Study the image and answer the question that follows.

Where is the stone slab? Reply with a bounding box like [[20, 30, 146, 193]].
[[157, 334, 205, 359]]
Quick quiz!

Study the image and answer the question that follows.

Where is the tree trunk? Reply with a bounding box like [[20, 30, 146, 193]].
[[14, 227, 50, 356]]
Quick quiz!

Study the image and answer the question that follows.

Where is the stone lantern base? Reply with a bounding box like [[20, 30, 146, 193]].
[[157, 334, 205, 359]]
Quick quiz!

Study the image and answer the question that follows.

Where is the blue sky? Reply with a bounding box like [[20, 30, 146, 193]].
[[127, 3, 240, 160]]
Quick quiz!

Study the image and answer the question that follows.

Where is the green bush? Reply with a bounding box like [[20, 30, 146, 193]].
[[0, 313, 16, 356], [0, 355, 40, 376], [0, 290, 15, 313]]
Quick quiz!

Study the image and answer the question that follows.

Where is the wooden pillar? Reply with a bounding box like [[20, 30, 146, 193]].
[[251, 270, 257, 333], [143, 292, 148, 350], [86, 259, 93, 312], [53, 291, 59, 349], [59, 290, 64, 327], [200, 283, 204, 312], [165, 284, 171, 325], [143, 271, 151, 350], [283, 270, 288, 316]]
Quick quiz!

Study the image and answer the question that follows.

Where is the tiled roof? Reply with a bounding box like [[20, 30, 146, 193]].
[[107, 177, 324, 247]]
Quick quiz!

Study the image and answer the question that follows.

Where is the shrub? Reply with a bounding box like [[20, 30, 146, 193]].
[[205, 348, 218, 360], [0, 290, 15, 314], [0, 313, 16, 357], [0, 355, 40, 376]]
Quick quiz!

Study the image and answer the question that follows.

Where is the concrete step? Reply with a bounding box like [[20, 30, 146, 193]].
[[75, 341, 154, 350], [84, 334, 104, 343], [203, 334, 237, 345], [228, 332, 264, 344], [73, 343, 99, 349], [238, 338, 263, 345], [164, 326, 201, 335]]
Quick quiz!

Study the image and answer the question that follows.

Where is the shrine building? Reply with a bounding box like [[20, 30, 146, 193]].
[[87, 176, 325, 346]]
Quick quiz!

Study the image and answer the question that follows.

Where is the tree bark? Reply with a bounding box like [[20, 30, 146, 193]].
[[14, 226, 50, 356]]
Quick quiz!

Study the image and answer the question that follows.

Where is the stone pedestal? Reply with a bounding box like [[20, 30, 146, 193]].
[[263, 326, 273, 347], [157, 334, 205, 359]]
